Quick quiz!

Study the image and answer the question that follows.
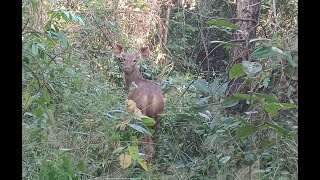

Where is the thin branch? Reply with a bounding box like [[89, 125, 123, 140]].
[[22, 18, 30, 33], [22, 62, 42, 91], [92, 15, 113, 48]]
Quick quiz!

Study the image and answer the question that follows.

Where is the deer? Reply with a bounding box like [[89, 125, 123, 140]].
[[113, 43, 164, 160]]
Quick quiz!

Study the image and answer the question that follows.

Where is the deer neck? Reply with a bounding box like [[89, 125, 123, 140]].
[[124, 68, 145, 86]]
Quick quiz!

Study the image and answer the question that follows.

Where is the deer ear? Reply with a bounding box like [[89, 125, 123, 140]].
[[113, 43, 124, 58], [139, 47, 150, 59]]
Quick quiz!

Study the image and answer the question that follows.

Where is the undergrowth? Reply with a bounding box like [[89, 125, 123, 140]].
[[22, 0, 297, 179]]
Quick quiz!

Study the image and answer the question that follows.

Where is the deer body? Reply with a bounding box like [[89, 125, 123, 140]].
[[113, 44, 164, 159]]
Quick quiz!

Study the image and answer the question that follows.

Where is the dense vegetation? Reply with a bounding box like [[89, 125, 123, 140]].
[[22, 0, 298, 179]]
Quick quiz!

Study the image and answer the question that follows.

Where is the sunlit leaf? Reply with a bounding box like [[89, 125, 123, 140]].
[[128, 146, 139, 160], [229, 63, 245, 79], [264, 122, 291, 137], [252, 46, 283, 59], [193, 78, 210, 93], [242, 61, 262, 75], [128, 124, 152, 135], [235, 125, 258, 139], [254, 93, 278, 102], [141, 116, 156, 126], [263, 102, 297, 117], [283, 51, 298, 67], [219, 156, 231, 164], [111, 134, 121, 141], [138, 158, 148, 171], [263, 78, 270, 88]]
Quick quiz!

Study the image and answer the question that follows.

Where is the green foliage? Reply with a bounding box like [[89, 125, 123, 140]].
[[229, 63, 245, 78], [219, 33, 298, 179], [48, 10, 85, 26], [23, 0, 297, 179], [39, 153, 83, 180]]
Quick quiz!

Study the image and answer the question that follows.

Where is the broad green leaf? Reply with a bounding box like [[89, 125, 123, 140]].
[[253, 93, 278, 102], [77, 161, 86, 173], [33, 107, 44, 118], [263, 102, 297, 117], [141, 116, 156, 126], [119, 154, 132, 169], [222, 101, 239, 108], [128, 146, 139, 160], [31, 43, 38, 56], [229, 63, 245, 79], [263, 103, 279, 117], [50, 31, 62, 41], [111, 134, 121, 141], [233, 93, 260, 101], [222, 93, 254, 104], [242, 61, 262, 75], [70, 12, 77, 22], [263, 78, 270, 88], [283, 51, 298, 67], [219, 156, 231, 164], [214, 82, 229, 98], [252, 46, 283, 59], [49, 10, 85, 26], [147, 127, 155, 135], [58, 31, 68, 49], [206, 19, 240, 30], [193, 78, 210, 93], [222, 96, 243, 104], [199, 112, 210, 120], [261, 140, 276, 148], [128, 124, 152, 135], [235, 125, 258, 139], [264, 122, 291, 137], [210, 77, 221, 93], [138, 158, 148, 171], [77, 16, 85, 26], [279, 103, 297, 109]]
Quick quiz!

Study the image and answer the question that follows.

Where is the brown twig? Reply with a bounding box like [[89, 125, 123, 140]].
[[22, 18, 30, 33]]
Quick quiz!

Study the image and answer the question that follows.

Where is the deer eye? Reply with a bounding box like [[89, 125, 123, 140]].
[[133, 59, 137, 63]]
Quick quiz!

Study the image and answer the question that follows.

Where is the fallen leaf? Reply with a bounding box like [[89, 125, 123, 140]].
[[138, 158, 148, 171], [119, 154, 132, 169]]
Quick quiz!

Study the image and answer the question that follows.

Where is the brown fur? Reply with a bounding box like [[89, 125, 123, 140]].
[[113, 44, 164, 159]]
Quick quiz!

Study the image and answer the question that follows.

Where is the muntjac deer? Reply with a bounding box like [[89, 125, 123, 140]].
[[113, 44, 164, 159]]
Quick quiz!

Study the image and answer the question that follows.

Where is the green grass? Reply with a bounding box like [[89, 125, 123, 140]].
[[23, 60, 298, 179]]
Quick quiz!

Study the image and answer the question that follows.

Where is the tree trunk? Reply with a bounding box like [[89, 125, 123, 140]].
[[227, 0, 261, 96], [230, 0, 261, 65]]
